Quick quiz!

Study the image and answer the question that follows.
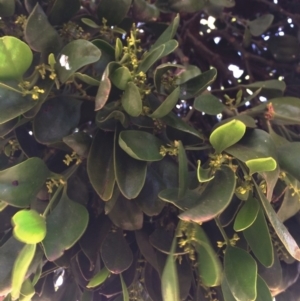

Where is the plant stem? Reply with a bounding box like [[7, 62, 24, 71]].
[[215, 217, 230, 244], [42, 185, 63, 217]]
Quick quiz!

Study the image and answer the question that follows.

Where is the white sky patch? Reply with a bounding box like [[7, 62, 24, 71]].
[[59, 54, 71, 70], [287, 18, 292, 23], [278, 76, 284, 81], [259, 96, 267, 102], [28, 131, 33, 136], [279, 31, 284, 36], [263, 35, 270, 41], [245, 101, 250, 107], [200, 16, 216, 29], [214, 37, 221, 44], [217, 113, 222, 120], [246, 89, 253, 95], [207, 86, 211, 91], [228, 64, 244, 78], [273, 0, 278, 3]]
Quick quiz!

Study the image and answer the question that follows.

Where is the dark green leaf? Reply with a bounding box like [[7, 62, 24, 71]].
[[48, 0, 80, 25], [110, 66, 131, 90], [0, 0, 15, 17], [0, 37, 33, 81], [24, 3, 62, 53], [244, 207, 274, 267], [179, 166, 236, 223], [0, 158, 50, 207], [74, 73, 100, 86], [0, 82, 35, 124], [156, 0, 207, 13], [234, 196, 259, 232], [11, 244, 36, 300], [161, 237, 180, 301], [63, 132, 92, 158], [121, 82, 142, 116], [193, 225, 222, 287], [87, 131, 115, 201], [242, 80, 286, 97], [132, 0, 160, 22], [224, 246, 257, 301], [119, 130, 164, 161], [81, 18, 101, 28], [248, 14, 274, 37], [56, 40, 101, 83], [152, 14, 179, 48], [108, 194, 143, 230], [194, 94, 225, 115], [178, 141, 188, 198], [86, 267, 110, 288], [42, 187, 89, 261], [101, 229, 133, 274], [158, 40, 178, 59], [149, 87, 180, 118], [97, 0, 131, 25], [115, 132, 147, 198], [179, 68, 217, 100], [12, 210, 46, 244], [221, 277, 237, 301], [33, 97, 82, 144], [138, 44, 165, 73], [254, 180, 300, 261], [209, 119, 246, 153], [177, 65, 201, 85], [256, 275, 272, 301]]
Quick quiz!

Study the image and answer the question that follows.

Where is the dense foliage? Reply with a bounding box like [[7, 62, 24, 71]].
[[0, 0, 300, 300]]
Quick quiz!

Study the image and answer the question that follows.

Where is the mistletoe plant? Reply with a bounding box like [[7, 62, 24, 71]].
[[0, 0, 300, 301]]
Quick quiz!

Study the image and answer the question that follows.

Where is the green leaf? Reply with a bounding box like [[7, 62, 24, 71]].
[[256, 275, 273, 301], [110, 66, 132, 90], [97, 0, 131, 25], [33, 97, 82, 144], [179, 68, 217, 100], [149, 87, 180, 118], [120, 274, 129, 301], [0, 0, 15, 17], [209, 119, 246, 153], [0, 82, 35, 124], [0, 37, 32, 81], [194, 94, 225, 115], [178, 141, 188, 198], [115, 131, 147, 199], [12, 210, 46, 244], [210, 0, 235, 7], [177, 65, 201, 85], [245, 157, 277, 175], [277, 142, 300, 182], [63, 132, 92, 158], [19, 279, 35, 301], [234, 196, 259, 232], [86, 267, 110, 288], [158, 39, 178, 59], [197, 160, 214, 183], [74, 73, 100, 86], [119, 130, 164, 161], [48, 0, 80, 25], [138, 44, 165, 73], [193, 225, 222, 287], [132, 0, 160, 22], [11, 244, 36, 301], [87, 131, 115, 201], [179, 166, 236, 223], [156, 0, 207, 13], [121, 82, 142, 117], [56, 40, 101, 83], [243, 207, 274, 267], [101, 229, 133, 274], [0, 158, 50, 207], [221, 277, 237, 301], [42, 187, 89, 261], [24, 3, 62, 53], [269, 97, 300, 125], [254, 181, 300, 261], [161, 237, 180, 301], [224, 246, 257, 301], [152, 14, 179, 48], [248, 14, 274, 36], [115, 38, 123, 61], [242, 80, 286, 98]]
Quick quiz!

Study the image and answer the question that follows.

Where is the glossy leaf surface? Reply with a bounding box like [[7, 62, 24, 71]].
[[194, 94, 225, 115], [245, 157, 277, 175], [12, 210, 46, 244], [121, 82, 142, 117]]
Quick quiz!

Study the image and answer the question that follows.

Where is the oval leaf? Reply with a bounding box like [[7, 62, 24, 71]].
[[224, 246, 257, 301], [119, 130, 164, 161], [248, 14, 274, 37], [193, 225, 222, 287], [110, 66, 132, 90], [209, 119, 246, 153], [243, 207, 274, 267], [0, 158, 50, 207], [121, 82, 142, 117], [57, 40, 101, 83], [0, 36, 33, 80], [246, 157, 277, 175], [42, 187, 89, 261], [161, 237, 180, 301], [12, 210, 46, 244], [86, 267, 110, 288], [194, 94, 225, 115], [234, 196, 259, 232], [179, 165, 236, 223], [11, 244, 36, 301], [138, 44, 165, 73], [101, 229, 133, 274], [256, 275, 273, 301]]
